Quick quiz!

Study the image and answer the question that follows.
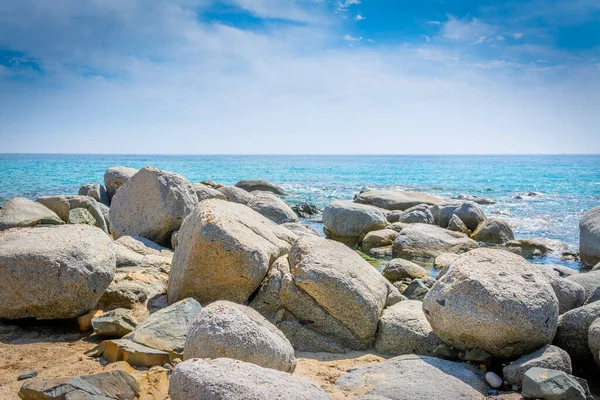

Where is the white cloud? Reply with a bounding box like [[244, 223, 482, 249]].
[[343, 34, 363, 45], [355, 14, 366, 21], [473, 36, 487, 45], [442, 16, 494, 41], [337, 0, 361, 12], [496, 35, 505, 40], [513, 32, 524, 39], [421, 35, 431, 43], [426, 20, 441, 25]]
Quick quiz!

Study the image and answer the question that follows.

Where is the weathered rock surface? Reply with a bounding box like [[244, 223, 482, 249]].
[[452, 202, 487, 231], [0, 225, 115, 320], [19, 370, 140, 400], [68, 207, 96, 225], [291, 202, 320, 218], [393, 223, 478, 261], [0, 197, 63, 231], [554, 301, 600, 362], [355, 190, 445, 211], [505, 239, 558, 259], [362, 229, 398, 251], [100, 338, 171, 367], [389, 204, 434, 224], [247, 192, 298, 224], [374, 301, 441, 356], [335, 354, 488, 400], [423, 248, 559, 358], [447, 214, 470, 234], [280, 222, 320, 237], [382, 258, 429, 282], [169, 358, 330, 400], [217, 185, 254, 204], [109, 167, 197, 247], [433, 252, 460, 270], [522, 367, 591, 400], [37, 195, 109, 232], [104, 166, 138, 202], [471, 218, 514, 244], [503, 345, 572, 388], [580, 205, 600, 266], [537, 268, 587, 314], [323, 200, 387, 245], [567, 270, 600, 298], [589, 318, 600, 367], [201, 180, 223, 189], [191, 182, 227, 202], [78, 183, 109, 206], [167, 199, 296, 304], [125, 298, 202, 358], [235, 179, 287, 195], [92, 308, 138, 338], [184, 301, 296, 372]]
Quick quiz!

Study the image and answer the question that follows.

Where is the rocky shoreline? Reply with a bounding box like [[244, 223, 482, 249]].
[[1, 165, 599, 399]]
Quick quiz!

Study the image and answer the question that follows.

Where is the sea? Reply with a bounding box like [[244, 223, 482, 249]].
[[1, 154, 599, 269]]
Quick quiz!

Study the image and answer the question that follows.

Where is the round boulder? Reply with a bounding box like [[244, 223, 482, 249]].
[[104, 166, 137, 203], [422, 248, 559, 358], [247, 192, 298, 224], [589, 318, 600, 367], [452, 202, 486, 231], [235, 180, 287, 195], [323, 200, 387, 245], [0, 197, 64, 231], [382, 258, 429, 282], [393, 223, 479, 261], [580, 205, 600, 266], [217, 186, 254, 204], [0, 225, 116, 320], [553, 301, 600, 362], [184, 301, 296, 372], [109, 166, 197, 247], [191, 183, 226, 202], [470, 218, 514, 244], [362, 229, 398, 251]]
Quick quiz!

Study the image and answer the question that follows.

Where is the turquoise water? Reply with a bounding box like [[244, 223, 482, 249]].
[[1, 154, 599, 267]]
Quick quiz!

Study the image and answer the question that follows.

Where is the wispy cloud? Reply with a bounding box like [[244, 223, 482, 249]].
[[513, 32, 524, 39], [343, 34, 363, 45], [337, 0, 361, 12], [355, 14, 366, 21], [441, 16, 494, 41]]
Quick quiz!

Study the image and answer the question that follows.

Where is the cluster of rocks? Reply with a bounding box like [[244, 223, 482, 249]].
[[2, 166, 600, 400]]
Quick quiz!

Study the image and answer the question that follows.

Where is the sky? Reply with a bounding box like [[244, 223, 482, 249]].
[[0, 0, 598, 154]]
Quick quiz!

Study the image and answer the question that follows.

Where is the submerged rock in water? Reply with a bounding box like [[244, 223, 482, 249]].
[[169, 358, 329, 400], [423, 248, 559, 359], [0, 225, 115, 320], [355, 189, 445, 211], [452, 194, 496, 205], [0, 197, 63, 231]]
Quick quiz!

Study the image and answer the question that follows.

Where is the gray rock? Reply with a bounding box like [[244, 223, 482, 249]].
[[433, 252, 460, 270], [471, 218, 515, 244], [92, 308, 138, 337], [109, 166, 197, 247], [362, 229, 398, 251], [588, 318, 600, 366], [369, 245, 394, 258], [247, 192, 298, 224], [19, 370, 140, 400], [235, 180, 287, 195], [503, 345, 572, 388], [78, 183, 109, 206], [374, 301, 440, 356], [538, 269, 587, 314], [68, 207, 96, 225], [389, 204, 434, 224], [423, 248, 559, 358], [335, 354, 488, 400], [99, 338, 170, 367], [382, 258, 429, 282], [201, 180, 223, 189], [125, 298, 202, 357], [323, 200, 387, 245], [17, 371, 38, 381], [191, 182, 227, 202], [217, 185, 254, 204], [291, 202, 320, 218], [169, 358, 330, 400], [554, 301, 600, 362], [355, 190, 445, 211], [184, 301, 296, 372], [522, 367, 590, 400], [580, 205, 600, 266], [98, 271, 167, 309], [0, 197, 63, 231], [35, 196, 71, 223], [404, 279, 430, 301], [393, 223, 479, 261], [104, 166, 138, 203], [505, 239, 555, 259], [280, 222, 320, 237], [584, 286, 600, 305], [167, 199, 296, 304], [39, 195, 110, 233], [567, 270, 600, 298], [0, 225, 115, 320], [432, 203, 461, 228], [452, 202, 486, 231], [452, 194, 496, 205], [447, 214, 470, 234]]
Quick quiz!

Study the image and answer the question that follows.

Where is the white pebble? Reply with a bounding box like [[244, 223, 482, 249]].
[[485, 372, 503, 388]]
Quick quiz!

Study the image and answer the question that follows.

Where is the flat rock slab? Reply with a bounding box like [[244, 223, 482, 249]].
[[355, 190, 445, 211], [100, 338, 171, 368]]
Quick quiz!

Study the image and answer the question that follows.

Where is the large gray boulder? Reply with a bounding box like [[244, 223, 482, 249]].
[[580, 205, 600, 266], [125, 298, 201, 358], [588, 318, 600, 367], [250, 236, 401, 352], [389, 204, 434, 224], [280, 222, 320, 237], [447, 214, 470, 234], [78, 183, 109, 206], [167, 199, 296, 305], [184, 301, 296, 372], [374, 300, 441, 356], [104, 166, 138, 203], [537, 268, 586, 315], [554, 301, 600, 362], [393, 223, 478, 261], [169, 358, 330, 400], [0, 225, 115, 320], [355, 190, 445, 211], [567, 270, 600, 298], [217, 185, 254, 204], [470, 218, 514, 244], [235, 180, 287, 195], [37, 195, 108, 232], [452, 202, 486, 231], [247, 192, 298, 224], [0, 197, 63, 231], [502, 345, 572, 388], [323, 200, 387, 245], [422, 248, 559, 358], [382, 258, 429, 282], [191, 182, 227, 202], [109, 166, 197, 247], [361, 228, 398, 251], [335, 354, 488, 400]]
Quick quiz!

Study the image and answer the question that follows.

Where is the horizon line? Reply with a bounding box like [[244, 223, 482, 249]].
[[1, 153, 600, 157]]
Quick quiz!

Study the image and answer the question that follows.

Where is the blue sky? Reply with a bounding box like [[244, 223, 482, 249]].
[[0, 0, 598, 154]]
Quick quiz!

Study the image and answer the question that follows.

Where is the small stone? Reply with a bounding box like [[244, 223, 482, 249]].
[[99, 338, 171, 368], [403, 279, 430, 301], [17, 371, 38, 381], [77, 310, 104, 331], [486, 372, 503, 388], [433, 343, 459, 360]]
